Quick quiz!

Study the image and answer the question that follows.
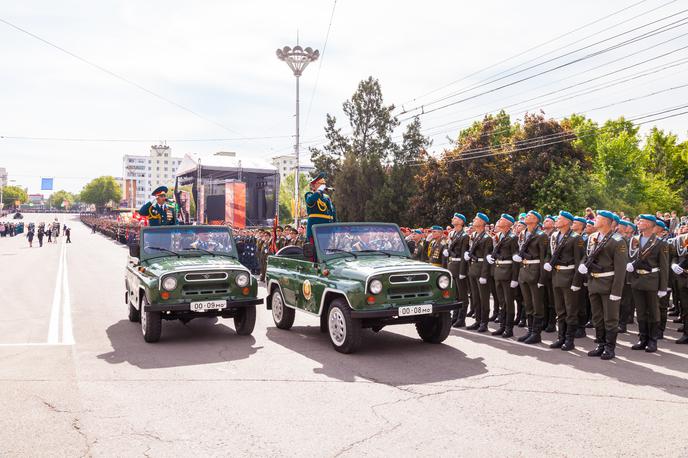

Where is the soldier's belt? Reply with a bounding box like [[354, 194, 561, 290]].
[[449, 257, 462, 262], [590, 271, 615, 278], [470, 257, 485, 262], [554, 265, 575, 271], [308, 214, 334, 219], [637, 267, 660, 275], [495, 260, 513, 265], [522, 259, 541, 265]]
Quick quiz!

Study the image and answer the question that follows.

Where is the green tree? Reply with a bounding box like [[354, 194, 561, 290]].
[[278, 172, 309, 224], [532, 162, 593, 215], [1, 185, 28, 208], [49, 190, 75, 209], [79, 176, 122, 211]]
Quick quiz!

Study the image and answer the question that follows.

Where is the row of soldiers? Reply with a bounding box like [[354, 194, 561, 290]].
[[254, 225, 307, 281], [408, 210, 688, 360]]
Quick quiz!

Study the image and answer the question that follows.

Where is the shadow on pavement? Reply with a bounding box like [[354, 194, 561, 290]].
[[453, 322, 688, 399], [266, 325, 487, 385], [98, 318, 262, 369]]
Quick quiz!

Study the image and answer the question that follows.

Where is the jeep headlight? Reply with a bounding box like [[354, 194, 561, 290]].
[[369, 279, 383, 295], [235, 272, 250, 288], [162, 276, 177, 291], [437, 274, 450, 290]]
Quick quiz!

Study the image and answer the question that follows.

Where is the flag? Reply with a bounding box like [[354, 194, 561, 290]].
[[41, 178, 53, 190]]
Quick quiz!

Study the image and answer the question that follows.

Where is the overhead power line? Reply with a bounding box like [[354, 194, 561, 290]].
[[0, 134, 292, 143]]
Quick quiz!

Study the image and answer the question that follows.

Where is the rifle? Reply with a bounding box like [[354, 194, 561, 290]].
[[517, 230, 538, 259], [584, 232, 613, 271], [548, 230, 571, 268]]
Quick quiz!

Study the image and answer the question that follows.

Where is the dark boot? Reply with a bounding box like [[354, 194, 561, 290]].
[[618, 320, 627, 334], [517, 315, 533, 342], [517, 304, 526, 327], [601, 330, 617, 360], [549, 320, 566, 348], [452, 308, 466, 328], [631, 321, 649, 350], [544, 310, 556, 333], [561, 324, 576, 351], [466, 319, 480, 330], [645, 322, 658, 353], [524, 317, 542, 344], [658, 307, 667, 339], [502, 313, 514, 338], [588, 328, 606, 356], [677, 317, 688, 344], [492, 310, 506, 335], [585, 320, 594, 328], [477, 322, 488, 333], [574, 326, 586, 338]]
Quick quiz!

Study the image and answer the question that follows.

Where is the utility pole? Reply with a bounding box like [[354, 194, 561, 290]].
[[276, 44, 319, 226]]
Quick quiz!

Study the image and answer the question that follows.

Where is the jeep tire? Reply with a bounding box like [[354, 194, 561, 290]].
[[327, 298, 362, 354], [140, 296, 162, 343], [127, 291, 140, 323], [416, 312, 452, 344], [234, 305, 256, 335], [271, 288, 295, 330]]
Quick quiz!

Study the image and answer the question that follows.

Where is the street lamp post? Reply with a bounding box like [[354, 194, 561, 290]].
[[276, 45, 319, 227]]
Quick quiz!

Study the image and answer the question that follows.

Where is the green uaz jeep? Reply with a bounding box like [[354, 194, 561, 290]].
[[125, 225, 262, 342], [266, 223, 460, 353]]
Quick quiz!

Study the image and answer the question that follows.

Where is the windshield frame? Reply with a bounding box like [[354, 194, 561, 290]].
[[139, 225, 237, 261], [312, 222, 410, 261]]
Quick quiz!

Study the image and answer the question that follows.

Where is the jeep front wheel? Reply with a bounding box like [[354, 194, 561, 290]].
[[271, 288, 295, 330], [234, 305, 256, 335], [127, 292, 140, 323], [416, 312, 452, 344], [140, 296, 162, 343], [327, 298, 361, 354]]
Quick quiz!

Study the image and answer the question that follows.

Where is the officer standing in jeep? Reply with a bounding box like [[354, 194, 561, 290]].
[[139, 186, 178, 226], [304, 173, 336, 242]]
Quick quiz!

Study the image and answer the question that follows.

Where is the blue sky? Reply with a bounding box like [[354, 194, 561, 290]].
[[1, 0, 687, 194]]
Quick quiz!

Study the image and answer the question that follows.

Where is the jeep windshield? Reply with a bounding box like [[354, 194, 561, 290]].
[[141, 226, 236, 260], [314, 224, 408, 258]]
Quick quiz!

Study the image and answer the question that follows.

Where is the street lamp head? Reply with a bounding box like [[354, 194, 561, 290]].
[[276, 44, 320, 76]]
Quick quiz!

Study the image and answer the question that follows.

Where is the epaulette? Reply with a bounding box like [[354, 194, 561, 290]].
[[612, 233, 623, 241]]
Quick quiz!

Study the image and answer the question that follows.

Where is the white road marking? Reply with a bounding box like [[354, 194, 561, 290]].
[[0, 343, 72, 347], [47, 241, 65, 344], [45, 233, 74, 345], [61, 244, 74, 345]]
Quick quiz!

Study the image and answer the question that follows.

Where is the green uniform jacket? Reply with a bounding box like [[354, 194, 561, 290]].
[[517, 229, 547, 284], [669, 234, 688, 289], [139, 201, 177, 226], [447, 229, 470, 277], [491, 232, 519, 282], [547, 229, 585, 289], [578, 231, 628, 297], [628, 234, 669, 291], [467, 231, 493, 279], [305, 190, 336, 239]]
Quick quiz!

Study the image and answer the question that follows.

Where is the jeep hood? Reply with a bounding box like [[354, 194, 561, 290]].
[[143, 256, 245, 274], [325, 256, 444, 281]]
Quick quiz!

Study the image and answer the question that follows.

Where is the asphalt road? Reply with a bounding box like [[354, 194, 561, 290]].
[[1, 213, 687, 457]]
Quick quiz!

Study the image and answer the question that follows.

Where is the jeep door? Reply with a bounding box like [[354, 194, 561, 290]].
[[293, 260, 321, 314]]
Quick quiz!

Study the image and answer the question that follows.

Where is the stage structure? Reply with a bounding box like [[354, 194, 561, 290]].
[[175, 152, 279, 228]]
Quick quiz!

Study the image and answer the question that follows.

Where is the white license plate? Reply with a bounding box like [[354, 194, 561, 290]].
[[190, 300, 227, 312], [398, 304, 433, 317]]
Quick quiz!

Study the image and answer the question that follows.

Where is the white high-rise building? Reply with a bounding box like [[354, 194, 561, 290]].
[[122, 145, 183, 208], [271, 154, 315, 182]]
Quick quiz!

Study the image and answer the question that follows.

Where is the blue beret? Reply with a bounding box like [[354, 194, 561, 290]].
[[518, 212, 527, 221], [559, 211, 574, 222], [638, 214, 657, 224], [618, 220, 632, 228], [476, 212, 489, 223], [586, 219, 594, 226], [573, 216, 587, 225], [152, 185, 168, 196], [500, 213, 515, 224], [656, 220, 668, 230], [544, 214, 555, 222], [453, 213, 467, 224], [309, 172, 327, 185], [413, 229, 422, 234], [597, 210, 616, 221], [527, 210, 542, 222], [431, 225, 443, 231], [515, 220, 526, 227]]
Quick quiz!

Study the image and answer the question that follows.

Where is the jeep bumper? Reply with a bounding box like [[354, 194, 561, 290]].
[[144, 298, 263, 312], [350, 301, 462, 319]]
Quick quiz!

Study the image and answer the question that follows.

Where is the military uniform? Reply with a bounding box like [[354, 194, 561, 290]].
[[576, 222, 628, 360], [669, 234, 688, 344], [515, 225, 548, 344], [488, 228, 519, 337], [547, 226, 585, 350], [139, 186, 178, 226], [466, 229, 493, 332], [446, 225, 470, 327], [627, 231, 668, 352], [305, 183, 336, 240], [618, 227, 636, 333], [427, 237, 446, 267]]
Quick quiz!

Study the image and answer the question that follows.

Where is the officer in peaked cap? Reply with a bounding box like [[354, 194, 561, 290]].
[[304, 172, 337, 241], [139, 186, 178, 226]]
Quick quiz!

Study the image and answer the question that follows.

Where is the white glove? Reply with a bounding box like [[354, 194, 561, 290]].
[[626, 262, 634, 273], [486, 254, 495, 264], [510, 280, 519, 288], [512, 254, 522, 263], [578, 264, 588, 275], [543, 262, 552, 272], [609, 294, 621, 301], [443, 249, 449, 257], [317, 184, 326, 192], [671, 263, 684, 275], [458, 274, 466, 280], [571, 285, 581, 292], [658, 290, 667, 298], [463, 252, 471, 261], [537, 283, 544, 288], [479, 277, 487, 285]]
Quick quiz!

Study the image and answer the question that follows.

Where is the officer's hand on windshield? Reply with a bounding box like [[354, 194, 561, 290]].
[[510, 280, 518, 289], [671, 263, 684, 275], [486, 254, 495, 264], [479, 277, 487, 285], [657, 290, 668, 298], [626, 262, 634, 273], [609, 294, 621, 301], [543, 262, 552, 272], [512, 254, 522, 263], [317, 184, 326, 192], [578, 264, 588, 275], [463, 252, 471, 261]]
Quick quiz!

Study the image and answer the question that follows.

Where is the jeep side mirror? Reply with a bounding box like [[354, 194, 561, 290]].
[[302, 243, 315, 261], [129, 243, 140, 258]]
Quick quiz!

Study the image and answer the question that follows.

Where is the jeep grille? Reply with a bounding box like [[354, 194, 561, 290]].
[[184, 272, 228, 282], [183, 282, 229, 296], [388, 273, 429, 284], [387, 285, 432, 300]]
